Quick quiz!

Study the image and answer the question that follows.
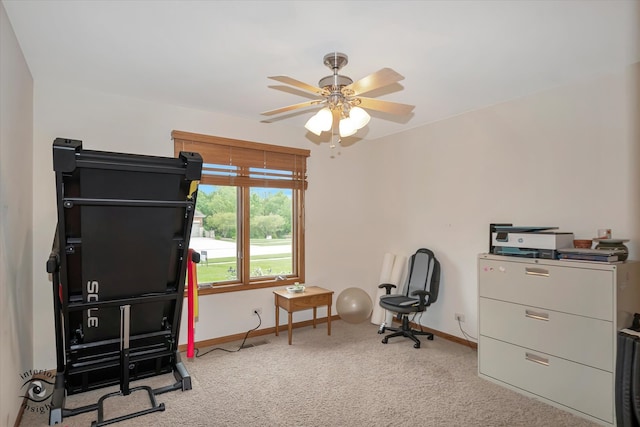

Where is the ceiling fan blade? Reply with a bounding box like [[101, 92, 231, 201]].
[[268, 76, 326, 95], [344, 68, 405, 96], [261, 100, 324, 116], [357, 97, 415, 115]]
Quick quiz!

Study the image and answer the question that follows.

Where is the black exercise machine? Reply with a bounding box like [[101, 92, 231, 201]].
[[46, 138, 202, 426]]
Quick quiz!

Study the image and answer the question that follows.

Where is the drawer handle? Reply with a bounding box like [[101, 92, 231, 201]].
[[525, 309, 549, 321], [525, 352, 549, 366], [525, 267, 549, 277]]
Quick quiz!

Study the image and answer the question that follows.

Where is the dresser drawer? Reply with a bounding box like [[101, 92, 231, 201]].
[[479, 297, 613, 370], [479, 258, 613, 320], [479, 336, 613, 424]]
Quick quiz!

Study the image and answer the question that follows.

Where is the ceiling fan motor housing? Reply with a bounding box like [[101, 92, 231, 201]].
[[318, 74, 353, 89], [323, 52, 348, 71], [319, 52, 353, 90], [319, 52, 354, 110]]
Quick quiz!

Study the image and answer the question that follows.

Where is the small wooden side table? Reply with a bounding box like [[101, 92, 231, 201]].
[[273, 286, 334, 345]]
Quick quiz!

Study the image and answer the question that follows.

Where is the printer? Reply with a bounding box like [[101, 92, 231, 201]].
[[490, 225, 574, 259]]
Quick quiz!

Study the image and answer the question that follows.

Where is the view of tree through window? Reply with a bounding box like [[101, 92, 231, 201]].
[[249, 187, 293, 279], [190, 184, 293, 284]]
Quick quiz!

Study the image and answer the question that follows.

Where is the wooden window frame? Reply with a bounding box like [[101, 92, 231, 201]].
[[173, 130, 310, 294]]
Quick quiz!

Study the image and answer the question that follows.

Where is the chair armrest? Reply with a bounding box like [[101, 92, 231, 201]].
[[411, 290, 432, 308], [378, 283, 396, 295]]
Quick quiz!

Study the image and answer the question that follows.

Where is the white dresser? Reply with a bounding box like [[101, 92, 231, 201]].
[[478, 254, 640, 426]]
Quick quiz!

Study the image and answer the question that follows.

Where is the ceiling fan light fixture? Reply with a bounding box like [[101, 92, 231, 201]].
[[316, 107, 333, 131], [304, 108, 333, 135], [263, 52, 415, 141], [339, 117, 358, 137], [349, 106, 371, 129], [304, 115, 323, 136]]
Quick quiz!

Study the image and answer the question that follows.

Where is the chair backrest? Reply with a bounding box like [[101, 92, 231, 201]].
[[405, 248, 440, 305]]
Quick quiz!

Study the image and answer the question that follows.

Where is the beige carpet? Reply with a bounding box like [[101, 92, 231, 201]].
[[20, 321, 598, 427]]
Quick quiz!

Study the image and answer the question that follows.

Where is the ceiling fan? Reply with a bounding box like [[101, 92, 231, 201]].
[[261, 52, 415, 138]]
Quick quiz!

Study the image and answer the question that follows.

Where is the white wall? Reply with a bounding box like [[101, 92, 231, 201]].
[[32, 83, 380, 369], [0, 3, 33, 426], [370, 64, 640, 339]]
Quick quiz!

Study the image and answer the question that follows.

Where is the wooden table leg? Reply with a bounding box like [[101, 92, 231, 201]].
[[275, 301, 279, 336], [327, 303, 332, 336], [313, 307, 317, 328], [288, 312, 293, 345]]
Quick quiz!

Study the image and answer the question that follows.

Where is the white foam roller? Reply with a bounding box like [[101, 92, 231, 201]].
[[370, 253, 395, 325], [390, 255, 406, 287]]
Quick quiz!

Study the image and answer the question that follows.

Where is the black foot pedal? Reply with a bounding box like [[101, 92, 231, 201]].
[[92, 386, 165, 427]]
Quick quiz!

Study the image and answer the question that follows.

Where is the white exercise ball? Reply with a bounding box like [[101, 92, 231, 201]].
[[336, 287, 373, 324]]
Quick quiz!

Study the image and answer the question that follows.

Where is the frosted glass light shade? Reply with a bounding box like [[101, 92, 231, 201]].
[[349, 107, 370, 129], [304, 115, 322, 136], [316, 108, 333, 131], [305, 108, 333, 135], [339, 117, 358, 137]]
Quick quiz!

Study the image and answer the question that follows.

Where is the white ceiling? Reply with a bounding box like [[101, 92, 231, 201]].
[[3, 0, 639, 141]]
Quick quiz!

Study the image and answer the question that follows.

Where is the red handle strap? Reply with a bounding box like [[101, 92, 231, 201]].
[[187, 249, 196, 358]]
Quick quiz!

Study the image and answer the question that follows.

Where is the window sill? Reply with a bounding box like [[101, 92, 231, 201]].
[[189, 278, 303, 295]]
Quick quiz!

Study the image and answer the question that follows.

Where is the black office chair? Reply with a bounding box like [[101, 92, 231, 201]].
[[377, 248, 440, 348]]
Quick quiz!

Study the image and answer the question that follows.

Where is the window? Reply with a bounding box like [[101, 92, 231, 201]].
[[173, 130, 310, 294]]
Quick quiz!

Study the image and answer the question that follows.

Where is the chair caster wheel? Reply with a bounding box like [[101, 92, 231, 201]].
[[427, 335, 434, 341], [414, 343, 420, 349], [381, 338, 388, 344], [377, 327, 385, 334]]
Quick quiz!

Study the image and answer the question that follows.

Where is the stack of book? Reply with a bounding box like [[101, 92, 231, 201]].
[[557, 248, 624, 263]]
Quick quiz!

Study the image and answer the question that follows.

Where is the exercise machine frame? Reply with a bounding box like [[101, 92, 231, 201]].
[[46, 138, 202, 426]]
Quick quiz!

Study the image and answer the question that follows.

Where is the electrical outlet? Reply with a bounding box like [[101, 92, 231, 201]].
[[455, 313, 465, 323], [252, 307, 262, 316]]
